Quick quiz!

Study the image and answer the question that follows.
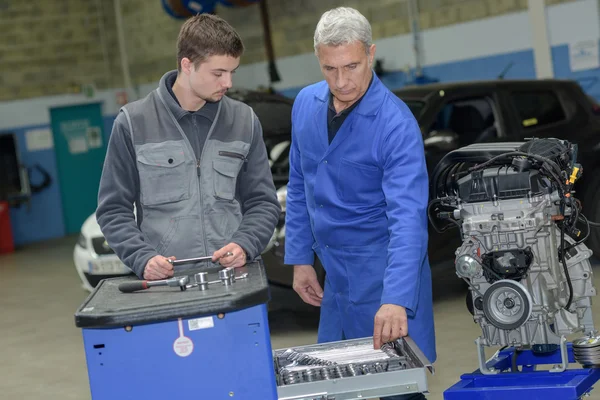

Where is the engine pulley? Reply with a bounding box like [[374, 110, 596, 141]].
[[482, 280, 533, 330]]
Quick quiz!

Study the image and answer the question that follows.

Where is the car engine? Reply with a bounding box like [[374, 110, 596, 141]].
[[429, 138, 597, 371]]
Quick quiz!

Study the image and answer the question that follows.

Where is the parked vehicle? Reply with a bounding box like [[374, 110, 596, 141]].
[[74, 212, 133, 291], [262, 79, 600, 287]]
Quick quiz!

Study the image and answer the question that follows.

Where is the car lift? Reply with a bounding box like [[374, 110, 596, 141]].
[[444, 338, 600, 400]]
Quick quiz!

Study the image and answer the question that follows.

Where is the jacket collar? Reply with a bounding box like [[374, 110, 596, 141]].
[[314, 70, 385, 117], [157, 70, 220, 122], [158, 70, 189, 121]]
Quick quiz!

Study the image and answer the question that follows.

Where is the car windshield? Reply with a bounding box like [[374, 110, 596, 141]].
[[404, 100, 426, 119]]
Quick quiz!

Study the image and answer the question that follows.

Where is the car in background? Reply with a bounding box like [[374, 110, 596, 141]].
[[74, 213, 133, 292], [74, 88, 295, 291], [261, 78, 600, 287]]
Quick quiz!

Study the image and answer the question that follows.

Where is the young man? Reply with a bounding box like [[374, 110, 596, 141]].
[[96, 14, 280, 280], [284, 7, 436, 399]]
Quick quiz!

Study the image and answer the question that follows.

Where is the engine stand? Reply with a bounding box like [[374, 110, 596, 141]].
[[444, 339, 600, 399]]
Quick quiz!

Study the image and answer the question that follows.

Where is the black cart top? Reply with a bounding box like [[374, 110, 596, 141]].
[[74, 261, 270, 329]]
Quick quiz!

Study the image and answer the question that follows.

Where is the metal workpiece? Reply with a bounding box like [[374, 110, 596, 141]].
[[219, 267, 235, 286], [194, 272, 209, 291], [274, 337, 433, 400], [185, 268, 248, 291]]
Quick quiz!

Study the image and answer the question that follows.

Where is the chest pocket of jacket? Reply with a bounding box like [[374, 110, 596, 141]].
[[337, 158, 383, 204], [137, 142, 191, 206], [213, 159, 242, 201]]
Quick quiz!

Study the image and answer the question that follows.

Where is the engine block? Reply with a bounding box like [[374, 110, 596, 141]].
[[429, 139, 597, 360], [455, 192, 595, 348]]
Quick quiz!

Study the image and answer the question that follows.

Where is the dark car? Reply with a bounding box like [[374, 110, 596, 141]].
[[262, 78, 600, 287]]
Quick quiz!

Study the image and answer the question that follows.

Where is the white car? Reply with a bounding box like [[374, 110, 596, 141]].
[[74, 185, 288, 292], [73, 213, 133, 292]]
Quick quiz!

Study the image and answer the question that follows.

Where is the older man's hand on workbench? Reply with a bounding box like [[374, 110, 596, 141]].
[[143, 255, 175, 280], [213, 243, 247, 268], [373, 304, 408, 349], [293, 265, 324, 307]]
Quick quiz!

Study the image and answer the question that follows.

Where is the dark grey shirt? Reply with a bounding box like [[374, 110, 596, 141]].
[[165, 72, 219, 160], [327, 75, 374, 144]]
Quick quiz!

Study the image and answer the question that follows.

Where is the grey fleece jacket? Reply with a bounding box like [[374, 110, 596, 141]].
[[96, 71, 281, 277]]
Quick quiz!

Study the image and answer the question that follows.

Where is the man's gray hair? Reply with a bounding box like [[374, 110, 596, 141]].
[[314, 7, 372, 55]]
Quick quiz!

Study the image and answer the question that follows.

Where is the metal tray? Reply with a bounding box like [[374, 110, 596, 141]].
[[273, 336, 434, 400]]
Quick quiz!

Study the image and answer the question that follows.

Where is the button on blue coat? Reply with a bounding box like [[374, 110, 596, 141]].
[[284, 73, 436, 364]]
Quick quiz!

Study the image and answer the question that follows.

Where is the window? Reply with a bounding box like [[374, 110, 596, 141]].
[[510, 91, 566, 129], [429, 97, 498, 146], [404, 100, 425, 119]]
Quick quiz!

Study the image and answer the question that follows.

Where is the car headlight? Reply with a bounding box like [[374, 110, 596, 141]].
[[276, 186, 287, 212], [77, 233, 88, 249]]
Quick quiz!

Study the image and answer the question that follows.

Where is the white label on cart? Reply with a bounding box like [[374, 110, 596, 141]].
[[173, 318, 194, 357], [173, 336, 194, 357], [188, 317, 214, 331]]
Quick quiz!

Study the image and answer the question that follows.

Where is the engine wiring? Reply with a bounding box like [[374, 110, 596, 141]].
[[429, 138, 600, 312]]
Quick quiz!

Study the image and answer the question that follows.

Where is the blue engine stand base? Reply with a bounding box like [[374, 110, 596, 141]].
[[444, 342, 600, 400]]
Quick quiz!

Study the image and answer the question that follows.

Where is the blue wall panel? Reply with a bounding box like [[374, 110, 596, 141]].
[[7, 124, 66, 246], [278, 45, 600, 103], [278, 49, 538, 98], [552, 43, 600, 101], [5, 115, 117, 246]]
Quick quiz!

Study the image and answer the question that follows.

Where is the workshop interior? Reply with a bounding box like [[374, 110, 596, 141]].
[[5, 0, 600, 399]]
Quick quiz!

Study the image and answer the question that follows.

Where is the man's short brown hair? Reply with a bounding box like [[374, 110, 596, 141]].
[[176, 14, 244, 72]]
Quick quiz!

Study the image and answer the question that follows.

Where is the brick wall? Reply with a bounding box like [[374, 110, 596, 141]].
[[0, 0, 575, 102]]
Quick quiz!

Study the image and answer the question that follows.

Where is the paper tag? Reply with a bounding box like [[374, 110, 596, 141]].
[[25, 129, 54, 151], [188, 316, 214, 331], [173, 336, 194, 357], [174, 318, 194, 357]]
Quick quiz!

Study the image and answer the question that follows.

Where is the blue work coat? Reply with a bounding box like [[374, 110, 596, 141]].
[[284, 73, 436, 364]]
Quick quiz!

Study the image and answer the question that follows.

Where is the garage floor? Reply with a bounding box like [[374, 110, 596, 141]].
[[2, 236, 600, 400]]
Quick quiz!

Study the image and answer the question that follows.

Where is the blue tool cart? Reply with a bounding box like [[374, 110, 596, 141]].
[[74, 261, 278, 400]]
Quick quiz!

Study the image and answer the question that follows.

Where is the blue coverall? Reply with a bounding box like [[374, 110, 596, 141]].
[[284, 73, 437, 369]]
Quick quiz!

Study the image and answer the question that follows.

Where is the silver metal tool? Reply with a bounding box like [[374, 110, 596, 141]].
[[219, 267, 235, 286], [274, 337, 433, 400], [185, 268, 249, 291], [167, 252, 235, 266], [118, 275, 190, 293], [194, 272, 209, 291], [168, 256, 214, 266]]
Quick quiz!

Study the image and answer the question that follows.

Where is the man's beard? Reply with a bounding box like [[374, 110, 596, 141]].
[[203, 91, 226, 103]]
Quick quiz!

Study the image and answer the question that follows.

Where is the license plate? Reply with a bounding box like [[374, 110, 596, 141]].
[[88, 259, 128, 275]]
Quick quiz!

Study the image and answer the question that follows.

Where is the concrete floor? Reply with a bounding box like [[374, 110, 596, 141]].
[[2, 235, 600, 399]]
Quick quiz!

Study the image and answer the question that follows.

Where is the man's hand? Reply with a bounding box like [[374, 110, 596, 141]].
[[143, 255, 175, 280], [293, 265, 324, 307], [373, 304, 408, 349], [213, 243, 247, 268]]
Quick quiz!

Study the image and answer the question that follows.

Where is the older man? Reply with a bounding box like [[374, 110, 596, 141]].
[[284, 7, 436, 399]]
